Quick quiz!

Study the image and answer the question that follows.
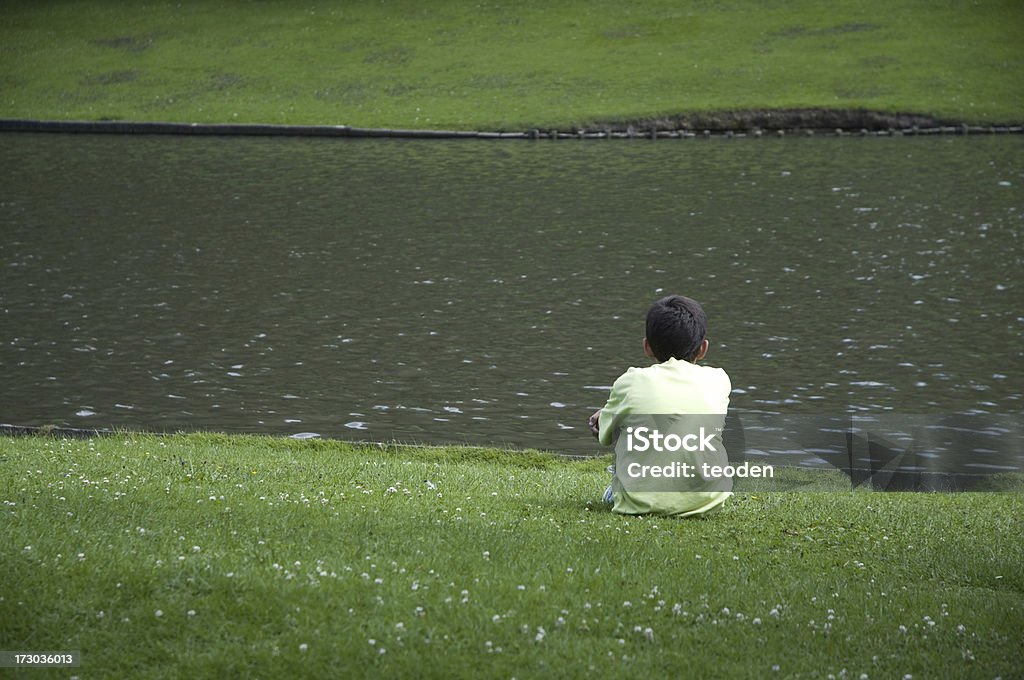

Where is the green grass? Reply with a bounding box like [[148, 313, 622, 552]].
[[1, 0, 1022, 129], [2, 433, 1022, 678]]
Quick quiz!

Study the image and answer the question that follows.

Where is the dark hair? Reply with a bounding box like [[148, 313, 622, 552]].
[[645, 295, 708, 362]]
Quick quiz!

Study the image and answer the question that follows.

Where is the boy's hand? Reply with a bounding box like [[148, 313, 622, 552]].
[[588, 409, 601, 438]]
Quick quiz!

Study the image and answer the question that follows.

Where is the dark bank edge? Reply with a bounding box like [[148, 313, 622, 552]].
[[2, 112, 1022, 140]]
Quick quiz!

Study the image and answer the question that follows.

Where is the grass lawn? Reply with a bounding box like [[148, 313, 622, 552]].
[[1, 0, 1021, 129], [2, 433, 1021, 678]]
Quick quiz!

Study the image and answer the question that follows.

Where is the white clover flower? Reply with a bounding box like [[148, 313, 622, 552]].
[[155, 610, 163, 617], [299, 643, 308, 652]]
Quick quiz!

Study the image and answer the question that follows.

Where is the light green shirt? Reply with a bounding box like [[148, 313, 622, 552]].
[[599, 358, 732, 517]]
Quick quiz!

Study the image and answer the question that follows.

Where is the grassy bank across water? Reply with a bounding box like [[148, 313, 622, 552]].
[[2, 1, 1022, 131], [1, 433, 1022, 678]]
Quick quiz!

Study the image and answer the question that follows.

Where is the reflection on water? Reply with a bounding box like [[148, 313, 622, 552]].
[[0, 134, 1021, 454]]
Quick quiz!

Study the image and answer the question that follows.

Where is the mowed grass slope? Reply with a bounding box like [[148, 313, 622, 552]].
[[1, 0, 1022, 129], [1, 434, 1022, 678]]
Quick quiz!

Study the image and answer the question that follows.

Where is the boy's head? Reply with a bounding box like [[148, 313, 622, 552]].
[[644, 295, 708, 363]]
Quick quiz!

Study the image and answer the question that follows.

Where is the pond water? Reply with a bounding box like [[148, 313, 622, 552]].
[[1, 133, 1021, 456]]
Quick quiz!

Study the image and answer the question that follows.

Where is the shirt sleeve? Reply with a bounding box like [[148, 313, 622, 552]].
[[598, 370, 634, 446]]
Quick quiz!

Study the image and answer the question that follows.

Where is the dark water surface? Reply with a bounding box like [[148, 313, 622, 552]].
[[1, 133, 1021, 455]]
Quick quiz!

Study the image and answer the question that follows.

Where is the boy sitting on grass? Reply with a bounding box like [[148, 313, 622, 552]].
[[588, 295, 732, 516]]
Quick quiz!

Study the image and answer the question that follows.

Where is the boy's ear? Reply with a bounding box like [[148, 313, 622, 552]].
[[642, 337, 657, 359], [695, 338, 710, 361]]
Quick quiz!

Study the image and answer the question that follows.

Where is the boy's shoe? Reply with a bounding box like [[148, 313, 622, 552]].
[[603, 464, 615, 504]]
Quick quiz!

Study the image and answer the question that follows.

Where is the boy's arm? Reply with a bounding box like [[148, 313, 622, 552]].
[[596, 371, 633, 446]]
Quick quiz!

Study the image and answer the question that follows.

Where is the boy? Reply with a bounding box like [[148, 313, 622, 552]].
[[589, 295, 732, 516]]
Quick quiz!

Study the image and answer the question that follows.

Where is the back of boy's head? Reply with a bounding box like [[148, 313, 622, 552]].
[[645, 295, 707, 362]]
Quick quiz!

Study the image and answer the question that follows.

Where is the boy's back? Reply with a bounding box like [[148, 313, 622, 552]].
[[597, 357, 730, 424]]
